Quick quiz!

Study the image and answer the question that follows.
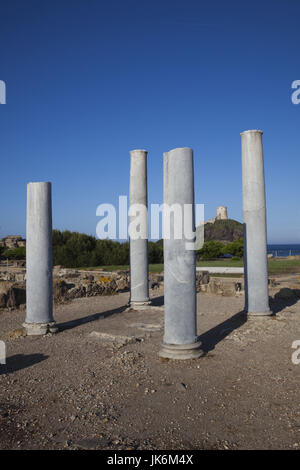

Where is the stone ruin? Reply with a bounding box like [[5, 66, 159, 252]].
[[0, 266, 210, 310], [0, 235, 26, 249], [204, 205, 228, 225], [0, 130, 274, 358]]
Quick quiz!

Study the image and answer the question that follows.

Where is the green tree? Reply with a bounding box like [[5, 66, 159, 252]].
[[148, 241, 163, 264], [197, 240, 224, 260], [3, 246, 26, 260], [222, 238, 244, 258], [51, 230, 162, 268]]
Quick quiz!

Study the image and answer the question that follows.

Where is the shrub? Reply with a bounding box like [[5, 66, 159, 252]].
[[3, 246, 26, 260], [222, 238, 244, 258], [197, 240, 224, 260]]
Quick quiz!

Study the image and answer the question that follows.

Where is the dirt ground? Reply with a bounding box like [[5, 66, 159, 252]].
[[0, 285, 299, 450]]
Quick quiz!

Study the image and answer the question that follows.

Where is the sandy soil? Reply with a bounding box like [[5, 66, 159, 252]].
[[0, 287, 299, 450]]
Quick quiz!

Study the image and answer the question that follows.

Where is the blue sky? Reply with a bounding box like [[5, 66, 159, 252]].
[[0, 0, 299, 244]]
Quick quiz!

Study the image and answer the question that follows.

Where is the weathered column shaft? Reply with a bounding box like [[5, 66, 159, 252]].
[[129, 149, 150, 307], [159, 147, 202, 359], [241, 130, 270, 316], [24, 182, 56, 334]]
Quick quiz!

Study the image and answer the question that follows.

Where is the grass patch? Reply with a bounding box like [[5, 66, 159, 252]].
[[210, 273, 244, 278], [197, 259, 244, 267], [78, 259, 300, 275], [197, 259, 300, 275], [79, 265, 129, 272], [267, 259, 300, 274]]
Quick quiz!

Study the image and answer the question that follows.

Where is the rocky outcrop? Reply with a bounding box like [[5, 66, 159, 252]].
[[1, 235, 26, 249], [196, 219, 243, 245]]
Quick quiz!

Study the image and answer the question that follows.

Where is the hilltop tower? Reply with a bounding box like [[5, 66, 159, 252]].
[[216, 206, 228, 220]]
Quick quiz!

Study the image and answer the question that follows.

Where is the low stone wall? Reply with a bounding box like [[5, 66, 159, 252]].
[[1, 266, 299, 310], [53, 268, 131, 303], [0, 269, 26, 282], [198, 277, 244, 296], [0, 269, 202, 309]]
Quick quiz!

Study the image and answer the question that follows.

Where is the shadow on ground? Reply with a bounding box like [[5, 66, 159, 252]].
[[198, 311, 247, 353], [150, 295, 164, 307], [270, 288, 300, 314], [0, 353, 48, 375], [59, 295, 165, 332], [58, 304, 128, 332]]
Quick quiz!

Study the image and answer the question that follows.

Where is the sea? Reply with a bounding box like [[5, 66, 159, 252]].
[[267, 244, 300, 257]]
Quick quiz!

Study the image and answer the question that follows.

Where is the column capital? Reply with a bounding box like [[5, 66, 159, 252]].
[[129, 149, 148, 155], [240, 129, 263, 136]]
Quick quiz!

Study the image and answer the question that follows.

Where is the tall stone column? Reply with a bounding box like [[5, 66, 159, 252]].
[[23, 182, 57, 335], [129, 149, 150, 308], [159, 147, 202, 359], [241, 130, 271, 316]]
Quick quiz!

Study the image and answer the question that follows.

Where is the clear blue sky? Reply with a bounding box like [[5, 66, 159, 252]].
[[0, 0, 299, 244]]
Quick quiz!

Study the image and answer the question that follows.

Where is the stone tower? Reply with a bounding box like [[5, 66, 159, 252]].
[[216, 206, 228, 220]]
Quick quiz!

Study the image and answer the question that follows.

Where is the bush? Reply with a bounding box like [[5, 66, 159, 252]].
[[148, 241, 163, 264], [222, 238, 244, 258], [197, 240, 224, 260], [3, 246, 26, 260], [53, 231, 97, 268], [52, 230, 131, 268]]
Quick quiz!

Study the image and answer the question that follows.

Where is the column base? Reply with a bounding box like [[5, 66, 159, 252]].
[[23, 321, 58, 336], [159, 339, 203, 360], [247, 310, 273, 317], [128, 300, 151, 310]]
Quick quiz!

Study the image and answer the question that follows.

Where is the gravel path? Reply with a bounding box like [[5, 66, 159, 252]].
[[0, 288, 299, 450]]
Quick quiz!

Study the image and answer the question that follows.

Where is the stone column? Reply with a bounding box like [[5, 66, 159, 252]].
[[159, 147, 202, 359], [23, 182, 57, 335], [129, 149, 150, 308], [241, 130, 271, 316]]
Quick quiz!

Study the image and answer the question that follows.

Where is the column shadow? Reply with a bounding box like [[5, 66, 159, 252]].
[[198, 310, 247, 353], [150, 295, 164, 307], [58, 304, 128, 332], [0, 354, 48, 375]]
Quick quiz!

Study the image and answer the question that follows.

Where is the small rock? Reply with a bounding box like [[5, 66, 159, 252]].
[[175, 382, 187, 391]]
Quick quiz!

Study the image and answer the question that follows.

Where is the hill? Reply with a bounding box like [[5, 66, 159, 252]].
[[197, 218, 243, 245]]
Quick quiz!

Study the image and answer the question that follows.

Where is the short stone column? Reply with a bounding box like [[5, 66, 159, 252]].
[[241, 130, 271, 316], [23, 182, 57, 335], [129, 149, 150, 308], [159, 147, 202, 359]]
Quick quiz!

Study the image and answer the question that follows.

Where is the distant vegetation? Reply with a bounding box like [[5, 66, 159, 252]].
[[52, 230, 163, 268], [1, 230, 299, 275], [51, 231, 243, 267], [1, 229, 244, 266], [197, 238, 244, 260], [1, 246, 26, 259]]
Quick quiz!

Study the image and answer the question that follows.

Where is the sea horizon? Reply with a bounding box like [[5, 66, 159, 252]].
[[267, 244, 300, 257]]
